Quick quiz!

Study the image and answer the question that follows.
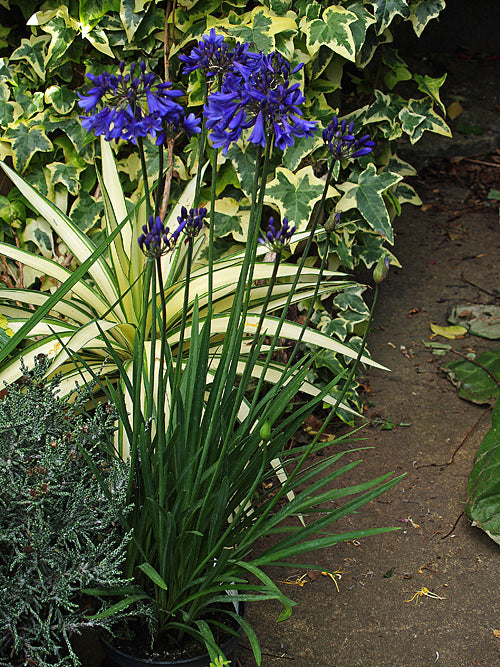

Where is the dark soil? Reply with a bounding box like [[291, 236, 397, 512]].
[[74, 55, 500, 667]]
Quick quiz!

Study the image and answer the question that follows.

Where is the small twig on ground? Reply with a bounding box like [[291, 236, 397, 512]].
[[460, 157, 500, 168], [440, 511, 465, 540], [460, 272, 500, 297], [417, 405, 491, 469], [240, 643, 296, 660]]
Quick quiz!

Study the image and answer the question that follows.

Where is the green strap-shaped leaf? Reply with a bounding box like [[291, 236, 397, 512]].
[[265, 166, 336, 232], [370, 0, 410, 34], [337, 164, 402, 243], [301, 6, 358, 61], [410, 0, 446, 37]]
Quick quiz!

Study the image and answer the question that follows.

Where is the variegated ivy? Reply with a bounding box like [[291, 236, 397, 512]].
[[0, 0, 449, 411]]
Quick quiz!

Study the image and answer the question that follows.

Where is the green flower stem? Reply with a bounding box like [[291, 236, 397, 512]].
[[207, 146, 218, 313], [287, 231, 331, 367], [146, 258, 158, 423], [155, 143, 164, 216], [193, 80, 209, 209], [137, 137, 152, 220], [173, 235, 194, 390]]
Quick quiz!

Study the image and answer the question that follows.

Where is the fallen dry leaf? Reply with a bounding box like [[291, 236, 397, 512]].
[[430, 323, 468, 339], [493, 629, 500, 639]]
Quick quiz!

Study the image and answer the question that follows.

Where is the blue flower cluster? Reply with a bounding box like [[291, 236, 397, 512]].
[[199, 48, 317, 152], [171, 206, 208, 243], [259, 216, 295, 252], [138, 215, 172, 258], [178, 28, 258, 82], [322, 116, 375, 159], [78, 61, 200, 145], [138, 207, 208, 257]]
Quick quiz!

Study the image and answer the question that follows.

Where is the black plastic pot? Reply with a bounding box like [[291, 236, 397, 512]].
[[100, 603, 246, 667]]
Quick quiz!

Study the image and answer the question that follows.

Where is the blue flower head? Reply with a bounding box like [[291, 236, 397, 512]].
[[171, 206, 208, 243], [138, 215, 172, 258], [258, 216, 295, 252], [322, 116, 375, 159], [78, 61, 200, 144], [179, 28, 258, 82], [204, 51, 317, 153]]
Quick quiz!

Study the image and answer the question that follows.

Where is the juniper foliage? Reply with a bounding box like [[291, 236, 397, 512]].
[[0, 360, 130, 667]]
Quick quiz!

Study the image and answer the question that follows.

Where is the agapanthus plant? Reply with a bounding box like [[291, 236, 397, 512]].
[[0, 33, 400, 665]]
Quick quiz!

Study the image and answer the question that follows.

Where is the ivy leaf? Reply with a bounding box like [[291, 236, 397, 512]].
[[10, 35, 50, 82], [392, 181, 422, 206], [346, 3, 376, 53], [0, 195, 25, 227], [45, 85, 79, 115], [84, 26, 115, 57], [13, 88, 45, 120], [70, 192, 104, 234], [410, 0, 445, 37], [336, 164, 402, 242], [42, 16, 77, 70], [22, 217, 55, 258], [399, 98, 452, 144], [45, 162, 83, 196], [0, 84, 23, 126], [301, 6, 358, 61], [363, 90, 399, 126], [210, 197, 246, 238], [211, 10, 273, 53], [79, 0, 120, 23], [265, 166, 335, 232], [226, 143, 258, 198], [3, 124, 53, 173], [282, 133, 322, 172], [120, 0, 146, 41], [264, 0, 292, 13], [334, 287, 369, 316], [370, 0, 410, 34], [414, 73, 447, 114]]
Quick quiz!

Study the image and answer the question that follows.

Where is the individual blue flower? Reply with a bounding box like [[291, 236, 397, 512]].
[[78, 61, 198, 145], [171, 206, 208, 243], [258, 216, 295, 252], [179, 28, 259, 82], [322, 116, 375, 159], [138, 215, 172, 258], [204, 51, 317, 153]]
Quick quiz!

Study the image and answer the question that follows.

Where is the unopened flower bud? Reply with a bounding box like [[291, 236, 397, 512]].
[[373, 255, 390, 284], [324, 212, 340, 233]]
